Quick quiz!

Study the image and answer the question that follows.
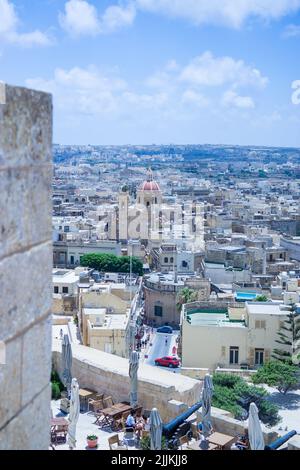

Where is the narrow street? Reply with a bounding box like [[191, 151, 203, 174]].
[[141, 330, 181, 374]]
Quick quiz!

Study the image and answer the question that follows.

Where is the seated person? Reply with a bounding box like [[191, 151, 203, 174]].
[[135, 415, 146, 438], [231, 432, 249, 450], [197, 422, 214, 439], [143, 415, 150, 432], [126, 410, 136, 430]]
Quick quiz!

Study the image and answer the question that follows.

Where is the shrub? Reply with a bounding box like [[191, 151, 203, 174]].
[[212, 373, 280, 426], [252, 361, 299, 394], [140, 436, 168, 450], [52, 382, 61, 400], [212, 373, 243, 388]]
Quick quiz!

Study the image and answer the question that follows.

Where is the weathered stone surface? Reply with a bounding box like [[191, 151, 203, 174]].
[[0, 242, 53, 343], [0, 166, 52, 260], [0, 167, 27, 258], [24, 165, 52, 247], [0, 386, 51, 450], [288, 435, 300, 450], [0, 85, 52, 170], [0, 338, 22, 429], [0, 84, 52, 449], [21, 317, 52, 406]]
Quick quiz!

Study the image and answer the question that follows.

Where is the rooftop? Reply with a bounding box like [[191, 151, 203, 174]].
[[246, 302, 290, 316]]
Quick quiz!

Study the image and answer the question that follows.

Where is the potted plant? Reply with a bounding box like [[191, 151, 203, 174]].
[[87, 435, 98, 449]]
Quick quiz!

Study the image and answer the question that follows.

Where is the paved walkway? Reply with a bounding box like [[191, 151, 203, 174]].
[[50, 400, 139, 451]]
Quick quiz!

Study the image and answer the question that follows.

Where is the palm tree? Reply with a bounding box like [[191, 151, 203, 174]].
[[176, 287, 198, 311]]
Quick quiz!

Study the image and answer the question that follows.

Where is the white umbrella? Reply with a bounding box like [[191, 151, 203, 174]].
[[201, 374, 214, 438], [67, 378, 80, 450], [248, 402, 265, 450], [129, 350, 139, 408], [149, 408, 163, 451], [62, 334, 72, 396]]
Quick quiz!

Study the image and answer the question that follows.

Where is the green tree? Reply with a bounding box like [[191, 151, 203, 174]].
[[212, 373, 280, 426], [176, 287, 198, 311], [256, 295, 268, 302], [272, 305, 300, 365], [80, 253, 144, 275], [252, 361, 299, 395]]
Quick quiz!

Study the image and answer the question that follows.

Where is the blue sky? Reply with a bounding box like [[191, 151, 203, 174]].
[[1, 0, 300, 147]]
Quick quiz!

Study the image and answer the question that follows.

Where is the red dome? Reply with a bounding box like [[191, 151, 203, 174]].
[[140, 181, 161, 191]]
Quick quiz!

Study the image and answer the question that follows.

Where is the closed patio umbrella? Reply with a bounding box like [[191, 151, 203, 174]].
[[201, 374, 214, 438], [67, 378, 80, 450], [62, 334, 72, 396], [129, 350, 139, 408], [248, 402, 264, 450], [150, 408, 163, 451]]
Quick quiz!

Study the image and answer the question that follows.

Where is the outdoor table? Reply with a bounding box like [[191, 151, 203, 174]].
[[94, 403, 133, 429], [187, 441, 219, 451], [208, 432, 236, 450], [50, 418, 69, 445], [79, 388, 96, 412]]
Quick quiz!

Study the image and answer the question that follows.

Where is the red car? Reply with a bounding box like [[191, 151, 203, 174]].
[[155, 356, 180, 368]]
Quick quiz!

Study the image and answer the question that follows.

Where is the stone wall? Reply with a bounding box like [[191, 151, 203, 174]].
[[52, 341, 201, 421], [205, 407, 278, 446], [0, 84, 53, 450]]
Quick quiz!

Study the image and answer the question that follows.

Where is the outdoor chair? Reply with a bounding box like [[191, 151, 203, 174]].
[[116, 411, 131, 432], [123, 427, 137, 447], [103, 396, 114, 408], [88, 398, 104, 413], [134, 406, 143, 417], [190, 423, 201, 440], [108, 434, 128, 451], [179, 434, 191, 450], [142, 409, 151, 419]]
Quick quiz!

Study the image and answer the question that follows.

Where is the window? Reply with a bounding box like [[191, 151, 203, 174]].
[[164, 257, 169, 263], [170, 257, 174, 263], [255, 320, 266, 329], [154, 306, 163, 317], [62, 287, 69, 294], [70, 256, 75, 265], [182, 261, 188, 268], [255, 349, 264, 366], [229, 347, 239, 365], [54, 286, 59, 294]]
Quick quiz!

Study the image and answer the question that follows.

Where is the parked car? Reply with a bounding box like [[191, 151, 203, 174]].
[[157, 326, 173, 334], [155, 356, 180, 368]]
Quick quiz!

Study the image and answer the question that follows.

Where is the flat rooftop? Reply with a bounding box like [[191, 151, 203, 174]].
[[246, 302, 291, 316], [53, 269, 79, 284], [185, 307, 245, 328]]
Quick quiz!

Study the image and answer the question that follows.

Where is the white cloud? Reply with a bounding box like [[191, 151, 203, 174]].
[[136, 0, 300, 29], [0, 0, 53, 47], [179, 51, 268, 88], [101, 3, 136, 33], [182, 89, 209, 107], [59, 0, 100, 36], [283, 23, 300, 37], [59, 0, 136, 36], [222, 90, 255, 109], [26, 65, 167, 116]]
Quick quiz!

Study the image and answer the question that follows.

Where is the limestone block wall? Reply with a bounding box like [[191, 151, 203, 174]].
[[0, 84, 53, 450], [52, 341, 201, 422], [208, 407, 279, 446]]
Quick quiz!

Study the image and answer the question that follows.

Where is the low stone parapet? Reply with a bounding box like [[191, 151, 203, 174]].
[[52, 340, 201, 421]]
